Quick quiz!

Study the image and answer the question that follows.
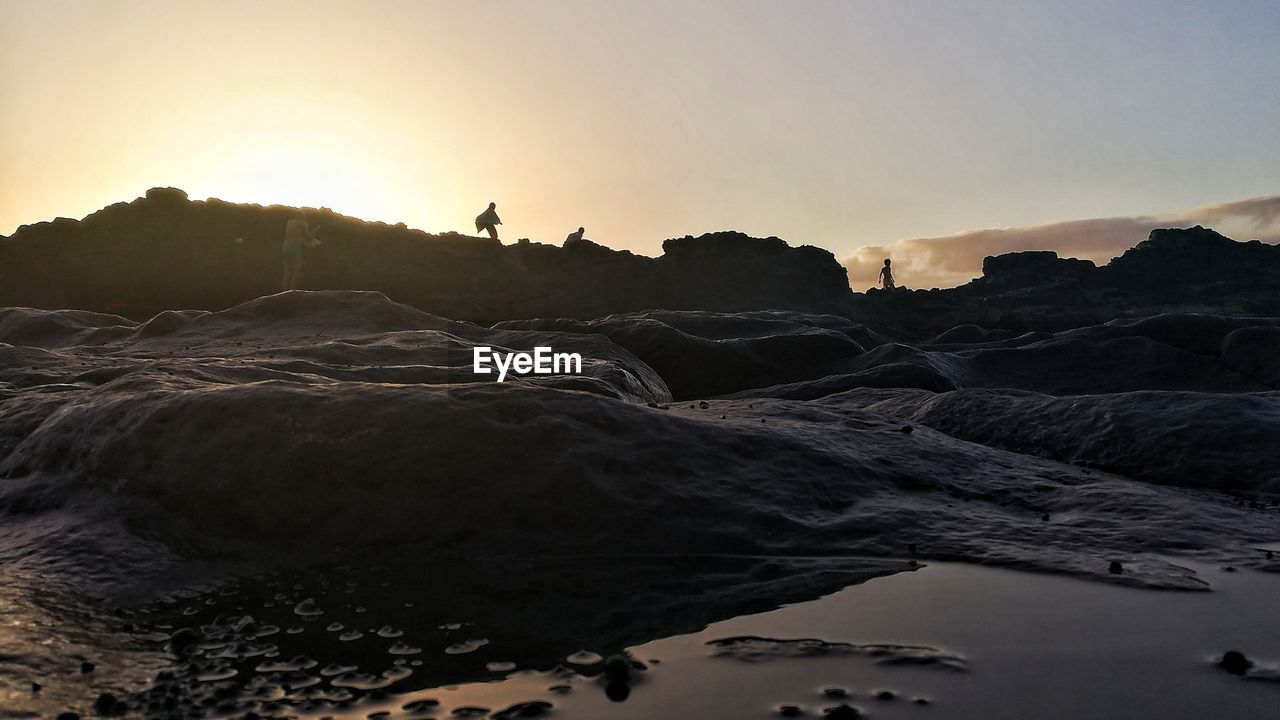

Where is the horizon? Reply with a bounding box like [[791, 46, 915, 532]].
[[3, 0, 1279, 288], [3, 184, 1278, 291]]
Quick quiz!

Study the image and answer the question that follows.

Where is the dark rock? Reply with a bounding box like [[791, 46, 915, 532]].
[[80, 661, 95, 674], [822, 687, 847, 698], [779, 705, 803, 717], [93, 693, 123, 716], [1108, 561, 1123, 575], [899, 425, 913, 433], [823, 704, 862, 718], [0, 195, 853, 324], [980, 250, 1095, 290], [168, 627, 199, 654], [848, 226, 1280, 337], [874, 690, 896, 700], [1219, 650, 1253, 675], [492, 701, 553, 718], [603, 654, 632, 683]]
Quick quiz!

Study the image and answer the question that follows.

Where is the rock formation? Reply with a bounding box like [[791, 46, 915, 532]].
[[0, 188, 854, 324]]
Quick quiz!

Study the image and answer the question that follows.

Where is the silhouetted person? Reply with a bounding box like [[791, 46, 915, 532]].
[[282, 212, 321, 291], [475, 202, 501, 240], [879, 258, 895, 290], [564, 226, 585, 247]]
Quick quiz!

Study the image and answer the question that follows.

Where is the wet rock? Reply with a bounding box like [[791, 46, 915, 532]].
[[778, 705, 803, 716], [80, 661, 95, 674], [823, 704, 862, 718], [899, 425, 913, 433], [31, 682, 41, 693], [874, 690, 896, 700], [1108, 561, 1123, 575]]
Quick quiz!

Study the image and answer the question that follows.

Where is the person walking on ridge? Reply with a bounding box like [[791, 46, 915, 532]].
[[879, 258, 896, 290]]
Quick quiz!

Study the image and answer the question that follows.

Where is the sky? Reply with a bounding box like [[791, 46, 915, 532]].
[[2, 0, 1278, 288]]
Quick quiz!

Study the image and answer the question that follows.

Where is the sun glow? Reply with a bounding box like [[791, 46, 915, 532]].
[[172, 97, 446, 228]]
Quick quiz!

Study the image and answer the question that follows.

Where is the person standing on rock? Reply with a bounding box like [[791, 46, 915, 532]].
[[879, 258, 896, 291], [475, 202, 502, 241], [282, 211, 322, 291]]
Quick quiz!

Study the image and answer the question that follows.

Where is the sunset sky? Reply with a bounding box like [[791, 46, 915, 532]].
[[3, 0, 1278, 287]]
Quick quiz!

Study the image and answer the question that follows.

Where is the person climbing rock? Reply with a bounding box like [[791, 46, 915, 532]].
[[475, 202, 502, 241]]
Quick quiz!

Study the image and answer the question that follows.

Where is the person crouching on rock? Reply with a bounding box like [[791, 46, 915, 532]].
[[282, 211, 322, 291], [475, 202, 501, 241], [879, 258, 896, 291], [564, 226, 585, 247]]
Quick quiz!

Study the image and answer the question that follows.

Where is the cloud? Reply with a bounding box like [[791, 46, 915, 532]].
[[843, 195, 1280, 290]]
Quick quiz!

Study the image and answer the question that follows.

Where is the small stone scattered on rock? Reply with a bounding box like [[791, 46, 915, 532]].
[[822, 687, 847, 698], [1219, 650, 1252, 675]]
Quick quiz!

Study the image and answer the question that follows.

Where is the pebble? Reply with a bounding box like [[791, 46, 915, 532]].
[[822, 687, 847, 698], [1219, 650, 1252, 675]]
